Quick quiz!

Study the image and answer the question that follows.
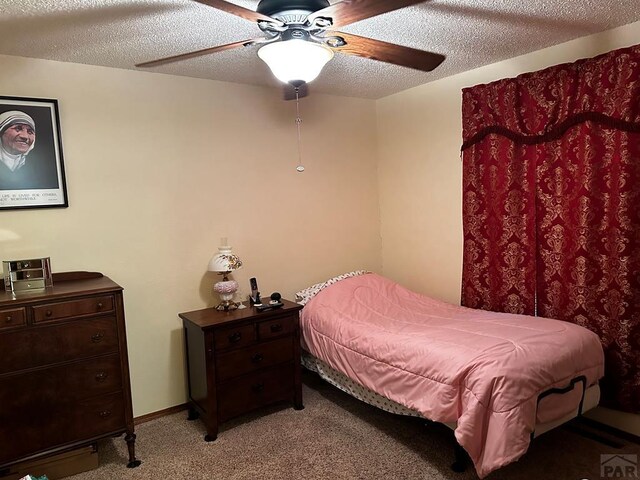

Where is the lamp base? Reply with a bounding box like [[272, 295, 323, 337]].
[[213, 279, 239, 311], [215, 300, 240, 311]]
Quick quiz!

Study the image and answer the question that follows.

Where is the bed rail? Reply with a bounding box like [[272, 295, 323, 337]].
[[530, 375, 587, 441]]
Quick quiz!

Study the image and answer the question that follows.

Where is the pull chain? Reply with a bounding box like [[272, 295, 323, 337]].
[[294, 88, 305, 173]]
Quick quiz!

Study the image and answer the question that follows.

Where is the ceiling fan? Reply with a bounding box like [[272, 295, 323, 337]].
[[136, 0, 445, 96]]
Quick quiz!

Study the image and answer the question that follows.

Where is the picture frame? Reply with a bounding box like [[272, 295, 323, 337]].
[[0, 96, 68, 210]]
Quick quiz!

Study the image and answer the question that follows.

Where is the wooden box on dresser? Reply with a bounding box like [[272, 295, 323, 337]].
[[0, 271, 140, 472], [179, 299, 304, 441]]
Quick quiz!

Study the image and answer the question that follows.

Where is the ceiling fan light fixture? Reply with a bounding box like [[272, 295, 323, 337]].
[[258, 39, 334, 84]]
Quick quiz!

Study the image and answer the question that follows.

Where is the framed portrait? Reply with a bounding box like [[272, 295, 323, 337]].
[[0, 96, 68, 210]]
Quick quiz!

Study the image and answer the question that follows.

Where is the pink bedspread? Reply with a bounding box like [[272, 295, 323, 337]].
[[300, 273, 604, 478]]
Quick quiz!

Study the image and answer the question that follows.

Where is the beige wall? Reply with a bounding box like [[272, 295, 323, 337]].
[[376, 21, 640, 433], [0, 54, 382, 416]]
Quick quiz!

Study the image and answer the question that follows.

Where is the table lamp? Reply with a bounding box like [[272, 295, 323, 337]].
[[208, 238, 243, 311]]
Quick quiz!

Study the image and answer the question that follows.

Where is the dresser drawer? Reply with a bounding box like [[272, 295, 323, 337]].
[[215, 336, 293, 382], [0, 317, 120, 374], [213, 323, 256, 350], [0, 354, 123, 411], [257, 314, 296, 341], [0, 307, 26, 331], [75, 392, 127, 437], [32, 295, 114, 323], [0, 392, 126, 465], [217, 364, 294, 422]]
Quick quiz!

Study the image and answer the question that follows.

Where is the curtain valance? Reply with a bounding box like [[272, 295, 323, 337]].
[[461, 44, 640, 151]]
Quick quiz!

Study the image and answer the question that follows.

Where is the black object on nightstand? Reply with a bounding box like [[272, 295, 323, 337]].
[[256, 292, 284, 311], [179, 298, 304, 442]]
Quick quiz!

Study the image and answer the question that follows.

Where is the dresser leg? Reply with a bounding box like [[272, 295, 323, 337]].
[[125, 432, 142, 468], [204, 433, 217, 442]]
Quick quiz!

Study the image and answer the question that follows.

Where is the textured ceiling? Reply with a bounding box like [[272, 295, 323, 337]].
[[1, 0, 639, 99]]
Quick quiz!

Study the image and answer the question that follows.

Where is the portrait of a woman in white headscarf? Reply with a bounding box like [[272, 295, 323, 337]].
[[0, 109, 59, 191]]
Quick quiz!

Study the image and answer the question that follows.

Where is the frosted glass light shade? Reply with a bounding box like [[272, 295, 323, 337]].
[[208, 245, 242, 273], [258, 39, 334, 84]]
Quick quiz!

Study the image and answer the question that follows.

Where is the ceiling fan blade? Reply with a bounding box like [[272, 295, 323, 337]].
[[136, 38, 261, 68], [193, 0, 282, 24], [326, 31, 445, 72], [283, 83, 309, 101], [308, 0, 429, 28]]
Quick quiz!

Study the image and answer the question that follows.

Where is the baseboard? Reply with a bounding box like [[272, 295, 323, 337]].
[[134, 403, 188, 425]]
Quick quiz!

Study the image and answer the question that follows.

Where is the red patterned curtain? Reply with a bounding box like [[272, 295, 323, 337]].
[[461, 136, 537, 315], [461, 45, 640, 412]]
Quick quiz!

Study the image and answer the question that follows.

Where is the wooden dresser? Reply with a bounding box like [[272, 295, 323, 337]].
[[179, 299, 303, 441], [0, 272, 140, 471]]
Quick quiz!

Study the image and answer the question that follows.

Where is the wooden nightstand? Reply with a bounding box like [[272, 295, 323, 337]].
[[179, 299, 304, 441]]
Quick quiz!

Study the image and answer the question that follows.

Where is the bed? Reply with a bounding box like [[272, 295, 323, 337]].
[[296, 272, 604, 478]]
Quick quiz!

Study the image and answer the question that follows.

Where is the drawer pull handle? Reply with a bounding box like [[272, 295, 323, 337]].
[[270, 323, 283, 333], [251, 353, 264, 363], [95, 372, 108, 382], [97, 302, 104, 310], [251, 383, 264, 393], [5, 316, 11, 323], [228, 332, 242, 343], [91, 332, 104, 343], [45, 310, 53, 317], [99, 410, 112, 418]]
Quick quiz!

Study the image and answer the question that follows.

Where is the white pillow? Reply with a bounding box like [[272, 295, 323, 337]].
[[295, 270, 370, 306]]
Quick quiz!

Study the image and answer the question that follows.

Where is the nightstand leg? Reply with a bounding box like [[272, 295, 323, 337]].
[[203, 414, 218, 442], [293, 333, 303, 410], [294, 389, 304, 410], [187, 406, 200, 420]]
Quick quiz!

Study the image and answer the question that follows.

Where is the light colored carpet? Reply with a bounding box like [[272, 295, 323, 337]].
[[67, 372, 639, 479]]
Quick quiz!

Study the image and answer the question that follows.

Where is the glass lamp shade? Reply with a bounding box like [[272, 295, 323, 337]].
[[258, 39, 334, 84], [207, 245, 242, 274]]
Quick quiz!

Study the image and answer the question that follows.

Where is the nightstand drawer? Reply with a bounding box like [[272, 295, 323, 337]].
[[32, 295, 114, 323], [217, 364, 294, 422], [216, 336, 293, 382], [257, 314, 296, 341], [214, 323, 256, 350], [0, 307, 26, 331]]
